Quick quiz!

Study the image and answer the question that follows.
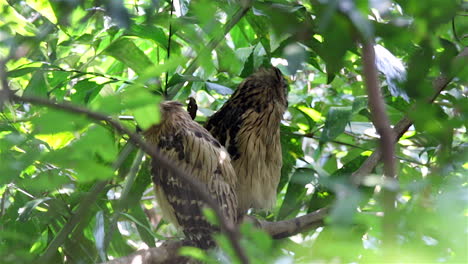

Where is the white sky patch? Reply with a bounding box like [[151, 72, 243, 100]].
[[173, 0, 187, 17], [363, 127, 379, 138], [305, 183, 315, 195], [289, 233, 304, 243], [117, 221, 131, 236], [271, 58, 288, 67]]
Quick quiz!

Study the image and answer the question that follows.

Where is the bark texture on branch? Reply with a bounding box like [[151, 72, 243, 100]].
[[258, 207, 329, 239]]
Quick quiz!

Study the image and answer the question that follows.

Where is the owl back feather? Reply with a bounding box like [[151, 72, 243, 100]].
[[144, 101, 238, 248], [205, 67, 288, 213]]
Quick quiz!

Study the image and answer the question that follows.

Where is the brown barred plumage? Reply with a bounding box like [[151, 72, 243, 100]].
[[144, 101, 238, 248], [205, 67, 288, 214]]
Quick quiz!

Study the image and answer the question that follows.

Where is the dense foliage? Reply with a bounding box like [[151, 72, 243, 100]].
[[0, 0, 466, 263]]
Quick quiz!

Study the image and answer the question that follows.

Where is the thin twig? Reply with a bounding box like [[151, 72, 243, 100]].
[[167, 4, 252, 98], [104, 148, 144, 254], [44, 66, 135, 85], [294, 132, 369, 150], [164, 0, 174, 98], [41, 180, 109, 262], [452, 17, 460, 43], [0, 187, 9, 218], [295, 132, 431, 166], [0, 54, 15, 107], [37, 142, 135, 263]]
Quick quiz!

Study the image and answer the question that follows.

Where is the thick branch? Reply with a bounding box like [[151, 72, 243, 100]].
[[361, 41, 397, 250], [102, 241, 187, 264], [362, 42, 396, 179], [103, 207, 329, 264], [352, 47, 468, 182], [257, 207, 329, 239]]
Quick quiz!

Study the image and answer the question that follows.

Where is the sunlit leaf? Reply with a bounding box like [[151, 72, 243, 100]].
[[18, 197, 52, 221], [105, 38, 154, 75], [24, 70, 47, 98], [31, 109, 89, 134], [133, 103, 160, 130]]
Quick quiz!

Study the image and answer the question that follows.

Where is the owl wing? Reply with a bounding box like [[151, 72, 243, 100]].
[[151, 124, 237, 248]]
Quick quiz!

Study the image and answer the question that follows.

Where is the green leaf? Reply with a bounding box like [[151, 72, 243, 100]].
[[217, 43, 243, 75], [18, 198, 52, 221], [278, 125, 303, 193], [72, 125, 118, 163], [202, 207, 218, 226], [128, 24, 169, 50], [278, 168, 316, 220], [105, 38, 155, 75], [73, 161, 114, 182], [405, 40, 433, 99], [7, 65, 42, 78], [124, 207, 158, 246], [319, 15, 354, 77], [91, 86, 160, 114], [320, 106, 352, 144], [179, 247, 209, 262], [246, 12, 271, 54], [167, 73, 204, 88], [351, 96, 368, 115], [19, 169, 70, 192], [23, 70, 47, 98], [70, 79, 104, 105], [41, 126, 117, 182], [133, 103, 160, 130], [308, 154, 368, 213], [32, 109, 89, 134]]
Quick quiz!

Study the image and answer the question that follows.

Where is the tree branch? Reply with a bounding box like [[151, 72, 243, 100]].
[[102, 241, 187, 264], [37, 143, 135, 262], [102, 207, 329, 264], [167, 4, 252, 98], [361, 41, 398, 250], [351, 47, 468, 182], [6, 92, 248, 263], [349, 45, 468, 257], [257, 207, 329, 239]]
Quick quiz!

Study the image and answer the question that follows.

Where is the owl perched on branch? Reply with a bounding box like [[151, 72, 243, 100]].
[[205, 67, 288, 214], [144, 101, 238, 248]]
